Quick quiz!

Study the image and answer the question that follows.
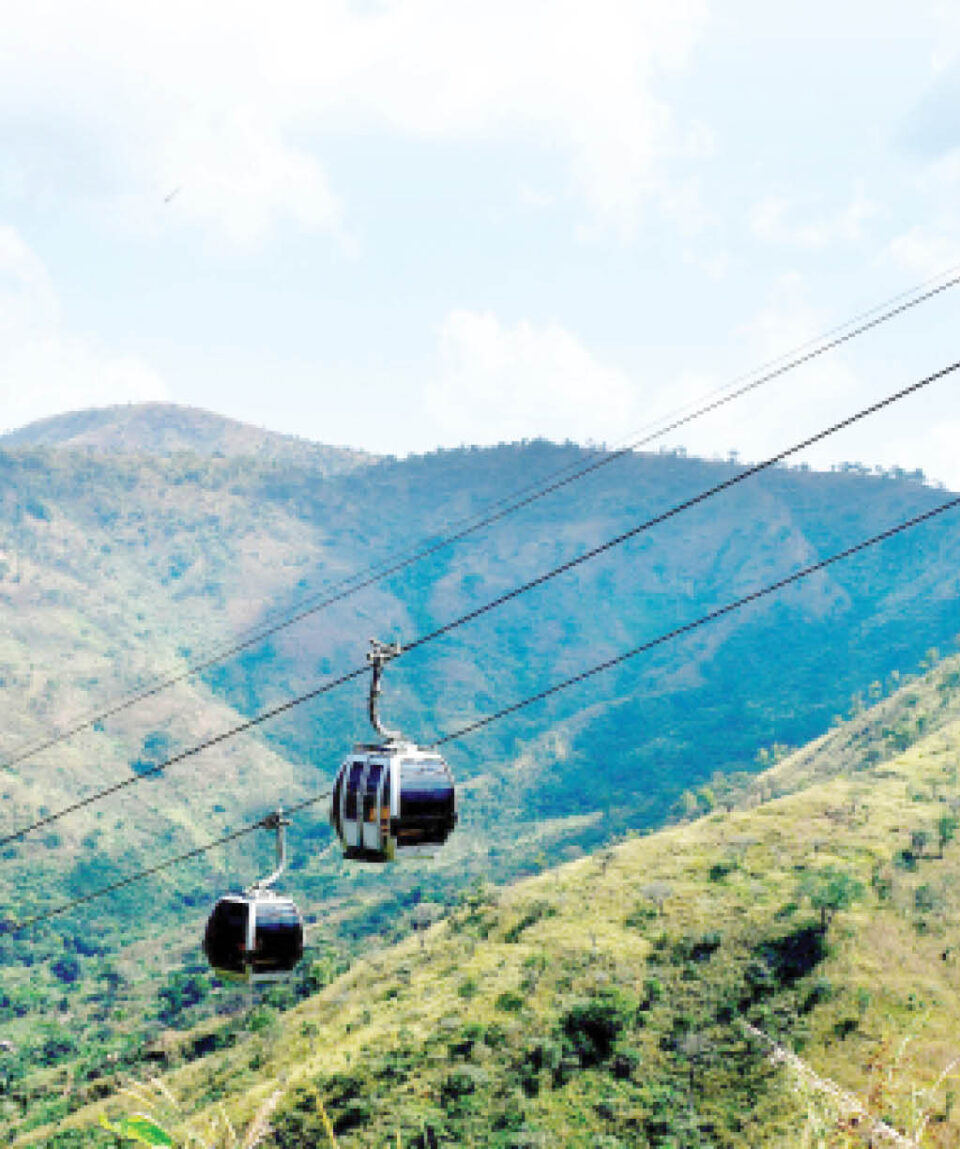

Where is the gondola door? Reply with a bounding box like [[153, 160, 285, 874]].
[[204, 896, 251, 981], [342, 758, 366, 853], [361, 760, 384, 852], [380, 762, 393, 859]]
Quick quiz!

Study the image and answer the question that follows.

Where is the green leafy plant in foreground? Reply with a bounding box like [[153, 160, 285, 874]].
[[95, 1078, 286, 1149], [100, 1113, 174, 1146]]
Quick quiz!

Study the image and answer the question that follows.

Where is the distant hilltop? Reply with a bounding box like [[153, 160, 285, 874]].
[[0, 402, 375, 472]]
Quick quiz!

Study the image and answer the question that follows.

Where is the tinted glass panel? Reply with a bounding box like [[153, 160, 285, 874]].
[[331, 765, 345, 830], [363, 762, 383, 822], [252, 900, 303, 973], [399, 759, 455, 819], [204, 899, 249, 975], [344, 761, 364, 819]]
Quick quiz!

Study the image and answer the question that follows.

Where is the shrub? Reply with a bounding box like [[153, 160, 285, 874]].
[[708, 860, 737, 881], [561, 988, 635, 1067], [503, 900, 556, 943]]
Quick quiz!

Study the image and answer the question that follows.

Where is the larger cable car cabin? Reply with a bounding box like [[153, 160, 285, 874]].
[[330, 640, 457, 863], [203, 810, 304, 984]]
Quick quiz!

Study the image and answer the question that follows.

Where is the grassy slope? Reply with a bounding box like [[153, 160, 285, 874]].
[[33, 658, 960, 1147], [4, 436, 960, 1140]]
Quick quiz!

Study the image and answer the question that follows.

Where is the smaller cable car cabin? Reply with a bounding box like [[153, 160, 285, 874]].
[[330, 639, 457, 863], [203, 809, 304, 985]]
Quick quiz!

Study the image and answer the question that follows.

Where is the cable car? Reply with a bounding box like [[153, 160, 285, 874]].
[[203, 809, 304, 984], [330, 639, 457, 863]]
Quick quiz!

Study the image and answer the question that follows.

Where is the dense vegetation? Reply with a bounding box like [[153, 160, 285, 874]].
[[1, 403, 959, 1141], [32, 646, 960, 1145]]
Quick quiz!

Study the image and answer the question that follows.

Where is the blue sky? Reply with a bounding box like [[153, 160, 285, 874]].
[[2, 1, 960, 482]]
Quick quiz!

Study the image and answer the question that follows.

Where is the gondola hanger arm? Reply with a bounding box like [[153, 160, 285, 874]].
[[367, 637, 402, 741], [248, 807, 290, 894]]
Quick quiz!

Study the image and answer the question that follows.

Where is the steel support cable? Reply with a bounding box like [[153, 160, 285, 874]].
[[10, 491, 960, 935], [431, 494, 960, 747], [398, 359, 960, 656], [4, 790, 331, 935], [0, 359, 956, 851], [6, 269, 960, 774], [0, 665, 364, 848]]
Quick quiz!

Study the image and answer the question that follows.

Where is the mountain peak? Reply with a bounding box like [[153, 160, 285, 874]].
[[0, 402, 374, 470]]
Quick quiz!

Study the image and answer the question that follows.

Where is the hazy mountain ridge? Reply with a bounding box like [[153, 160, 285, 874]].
[[0, 403, 375, 473]]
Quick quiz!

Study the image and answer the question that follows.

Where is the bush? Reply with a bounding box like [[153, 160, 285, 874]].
[[51, 955, 81, 984], [157, 971, 209, 1023], [561, 988, 635, 1067], [503, 900, 556, 943]]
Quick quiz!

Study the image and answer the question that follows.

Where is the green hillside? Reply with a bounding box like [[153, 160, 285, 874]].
[[25, 649, 960, 1146], [2, 405, 960, 1140]]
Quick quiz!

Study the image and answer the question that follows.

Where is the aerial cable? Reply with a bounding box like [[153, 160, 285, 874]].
[[5, 267, 960, 775], [2, 358, 955, 855], [0, 664, 366, 848], [395, 359, 959, 659], [3, 791, 330, 935], [431, 494, 960, 746], [9, 490, 960, 936], [0, 359, 955, 849]]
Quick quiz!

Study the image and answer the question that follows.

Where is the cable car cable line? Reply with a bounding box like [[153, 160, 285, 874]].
[[431, 493, 960, 747], [5, 268, 959, 776], [9, 489, 960, 936], [4, 791, 329, 935], [395, 358, 959, 661], [0, 358, 955, 851], [0, 663, 366, 849]]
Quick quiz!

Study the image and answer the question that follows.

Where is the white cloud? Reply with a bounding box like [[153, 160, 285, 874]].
[[428, 310, 637, 446], [930, 0, 960, 71], [0, 0, 707, 245], [653, 273, 960, 489], [886, 224, 960, 279], [750, 192, 878, 249], [663, 276, 867, 463], [0, 226, 168, 433]]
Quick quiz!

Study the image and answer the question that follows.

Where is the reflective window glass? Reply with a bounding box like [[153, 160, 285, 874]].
[[252, 899, 303, 972], [363, 762, 383, 822], [204, 899, 249, 975], [344, 760, 365, 819]]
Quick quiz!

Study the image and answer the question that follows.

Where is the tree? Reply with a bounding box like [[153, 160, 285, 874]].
[[937, 814, 959, 858], [799, 867, 865, 935]]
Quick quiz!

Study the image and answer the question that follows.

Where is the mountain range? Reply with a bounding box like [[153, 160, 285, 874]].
[[2, 401, 959, 1143]]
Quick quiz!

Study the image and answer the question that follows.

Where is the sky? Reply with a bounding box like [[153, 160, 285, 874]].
[[2, 1, 960, 483]]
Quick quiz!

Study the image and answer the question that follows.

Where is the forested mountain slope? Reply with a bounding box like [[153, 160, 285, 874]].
[[30, 648, 960, 1146], [1, 405, 960, 1138]]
